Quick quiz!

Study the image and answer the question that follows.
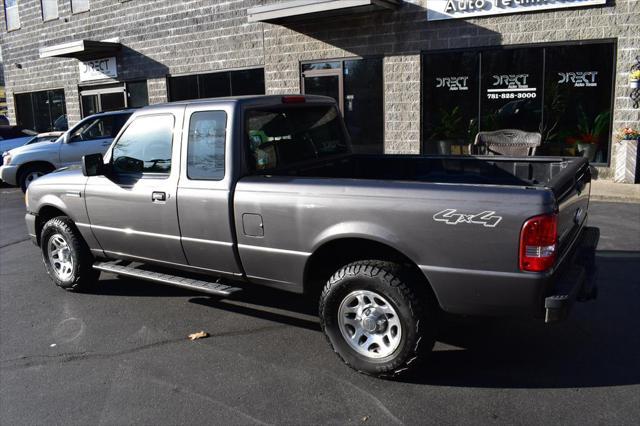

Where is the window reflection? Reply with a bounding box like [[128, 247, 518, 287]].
[[421, 41, 614, 164]]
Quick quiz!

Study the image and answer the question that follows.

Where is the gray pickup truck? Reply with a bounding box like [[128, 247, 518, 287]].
[[25, 95, 598, 377]]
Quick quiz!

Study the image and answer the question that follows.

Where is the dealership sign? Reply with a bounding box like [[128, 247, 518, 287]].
[[79, 57, 118, 82], [436, 76, 469, 91], [426, 0, 607, 21]]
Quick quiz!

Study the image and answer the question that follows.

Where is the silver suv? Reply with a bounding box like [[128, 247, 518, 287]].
[[1, 110, 132, 191]]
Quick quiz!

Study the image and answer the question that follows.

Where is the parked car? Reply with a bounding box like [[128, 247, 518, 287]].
[[0, 126, 37, 153], [0, 110, 133, 191], [25, 96, 598, 378]]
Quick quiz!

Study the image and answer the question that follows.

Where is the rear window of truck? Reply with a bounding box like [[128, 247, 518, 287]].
[[246, 105, 348, 171]]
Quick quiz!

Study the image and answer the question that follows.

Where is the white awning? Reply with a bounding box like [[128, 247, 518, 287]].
[[247, 0, 401, 23], [39, 39, 121, 60]]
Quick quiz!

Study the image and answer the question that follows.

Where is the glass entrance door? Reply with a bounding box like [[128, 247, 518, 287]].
[[80, 86, 127, 118], [302, 69, 343, 111], [302, 59, 383, 154]]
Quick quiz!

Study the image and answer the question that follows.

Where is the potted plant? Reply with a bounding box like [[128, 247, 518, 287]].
[[431, 106, 463, 155], [630, 70, 640, 89], [614, 126, 640, 183], [570, 109, 611, 162]]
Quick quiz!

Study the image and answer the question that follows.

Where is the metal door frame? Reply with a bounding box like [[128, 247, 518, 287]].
[[301, 68, 344, 114]]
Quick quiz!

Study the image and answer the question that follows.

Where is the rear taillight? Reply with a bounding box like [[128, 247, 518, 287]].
[[519, 213, 558, 272]]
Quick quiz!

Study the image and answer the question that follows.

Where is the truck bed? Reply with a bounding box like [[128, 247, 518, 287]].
[[269, 154, 588, 190]]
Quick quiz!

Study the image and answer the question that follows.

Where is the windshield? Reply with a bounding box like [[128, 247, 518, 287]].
[[246, 105, 349, 171]]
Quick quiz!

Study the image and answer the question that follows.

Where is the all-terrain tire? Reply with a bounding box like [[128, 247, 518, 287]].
[[319, 260, 437, 378], [40, 216, 100, 291]]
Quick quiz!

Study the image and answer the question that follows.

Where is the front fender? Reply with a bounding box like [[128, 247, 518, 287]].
[[12, 143, 61, 169]]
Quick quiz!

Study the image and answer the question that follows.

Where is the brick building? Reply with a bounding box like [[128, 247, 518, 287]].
[[1, 0, 638, 179]]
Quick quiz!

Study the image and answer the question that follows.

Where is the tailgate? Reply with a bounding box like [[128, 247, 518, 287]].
[[548, 159, 592, 258]]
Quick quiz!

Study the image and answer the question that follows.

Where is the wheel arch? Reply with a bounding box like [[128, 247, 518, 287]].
[[17, 160, 56, 177], [35, 204, 70, 246], [17, 161, 56, 186], [303, 237, 441, 308]]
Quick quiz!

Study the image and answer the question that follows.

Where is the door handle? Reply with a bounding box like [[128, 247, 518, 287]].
[[152, 191, 167, 202]]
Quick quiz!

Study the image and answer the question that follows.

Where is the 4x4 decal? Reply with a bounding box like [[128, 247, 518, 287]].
[[433, 209, 502, 228]]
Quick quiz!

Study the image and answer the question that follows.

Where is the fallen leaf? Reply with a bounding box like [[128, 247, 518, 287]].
[[188, 331, 209, 340]]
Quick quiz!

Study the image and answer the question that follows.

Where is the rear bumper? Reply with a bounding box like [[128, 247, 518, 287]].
[[543, 226, 599, 323], [0, 165, 19, 186], [420, 226, 599, 321]]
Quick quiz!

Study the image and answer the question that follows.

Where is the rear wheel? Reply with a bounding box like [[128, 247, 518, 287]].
[[41, 216, 100, 291], [18, 164, 52, 192], [319, 260, 437, 378]]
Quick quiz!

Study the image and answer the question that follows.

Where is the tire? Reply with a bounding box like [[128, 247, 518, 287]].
[[18, 164, 52, 192], [319, 260, 436, 378], [40, 216, 100, 291]]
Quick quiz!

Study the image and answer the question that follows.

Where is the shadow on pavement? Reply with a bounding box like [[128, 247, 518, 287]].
[[85, 251, 639, 389]]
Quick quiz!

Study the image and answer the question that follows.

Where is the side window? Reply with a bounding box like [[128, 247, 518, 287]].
[[246, 106, 348, 171], [187, 111, 226, 180], [112, 114, 174, 175], [70, 115, 127, 142]]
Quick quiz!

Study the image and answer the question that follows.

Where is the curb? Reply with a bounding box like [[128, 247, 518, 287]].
[[590, 180, 640, 204]]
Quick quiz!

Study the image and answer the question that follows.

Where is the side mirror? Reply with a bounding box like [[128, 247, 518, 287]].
[[82, 153, 105, 176]]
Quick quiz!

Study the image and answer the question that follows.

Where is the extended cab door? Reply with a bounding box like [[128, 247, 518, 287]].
[[175, 105, 242, 277], [59, 113, 130, 167], [84, 108, 187, 265]]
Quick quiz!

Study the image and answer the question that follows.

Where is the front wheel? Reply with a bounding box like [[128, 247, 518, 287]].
[[18, 164, 52, 192], [41, 216, 100, 291], [319, 260, 437, 378]]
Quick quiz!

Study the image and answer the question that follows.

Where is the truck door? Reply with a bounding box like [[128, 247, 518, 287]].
[[84, 109, 187, 265], [176, 105, 242, 277]]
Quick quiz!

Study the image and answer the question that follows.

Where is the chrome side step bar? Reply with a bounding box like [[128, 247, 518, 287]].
[[93, 261, 242, 297]]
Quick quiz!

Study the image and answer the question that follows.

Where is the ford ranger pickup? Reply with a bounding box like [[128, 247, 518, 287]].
[[24, 95, 598, 377]]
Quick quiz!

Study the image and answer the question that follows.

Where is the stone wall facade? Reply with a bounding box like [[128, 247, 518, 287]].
[[1, 0, 638, 178]]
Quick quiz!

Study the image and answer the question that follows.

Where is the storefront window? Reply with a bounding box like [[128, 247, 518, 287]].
[[422, 41, 615, 164], [301, 58, 383, 154], [168, 75, 198, 102], [14, 89, 67, 132], [167, 68, 265, 102], [126, 81, 149, 108], [423, 51, 479, 154], [480, 47, 543, 133], [540, 43, 614, 163]]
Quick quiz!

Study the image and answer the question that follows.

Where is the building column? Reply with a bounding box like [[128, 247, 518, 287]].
[[148, 78, 168, 105], [64, 85, 81, 127], [383, 55, 421, 155]]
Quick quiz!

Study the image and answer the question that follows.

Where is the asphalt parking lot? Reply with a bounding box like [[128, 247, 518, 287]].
[[1, 187, 639, 425]]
